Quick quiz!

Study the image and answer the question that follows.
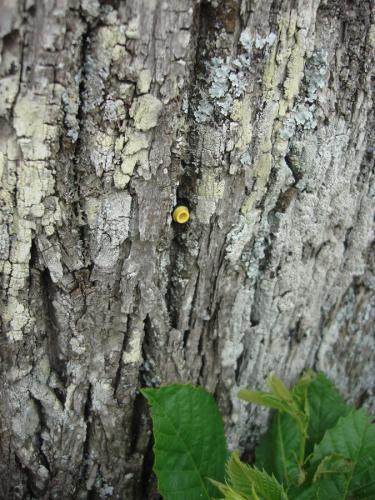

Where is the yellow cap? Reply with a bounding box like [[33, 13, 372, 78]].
[[172, 205, 190, 224]]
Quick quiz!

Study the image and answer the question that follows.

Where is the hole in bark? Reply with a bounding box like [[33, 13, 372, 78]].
[[140, 437, 161, 500], [53, 387, 66, 406], [274, 186, 298, 213], [355, 390, 369, 408], [288, 318, 303, 343], [183, 329, 190, 348], [235, 351, 244, 382], [40, 268, 68, 385], [83, 384, 93, 450], [198, 353, 206, 383], [250, 311, 260, 327]]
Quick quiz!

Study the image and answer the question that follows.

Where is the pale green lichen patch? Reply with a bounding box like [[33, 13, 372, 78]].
[[262, 42, 278, 95], [120, 149, 148, 178], [14, 95, 55, 160], [196, 172, 225, 224], [125, 17, 140, 40], [98, 24, 126, 51], [14, 95, 45, 139], [114, 131, 150, 187], [137, 69, 152, 94], [124, 132, 149, 156], [129, 94, 163, 131], [113, 170, 130, 190], [254, 152, 272, 190], [239, 100, 278, 215], [231, 96, 253, 159], [115, 136, 125, 153], [368, 24, 375, 48], [0, 151, 5, 180], [283, 29, 305, 105]]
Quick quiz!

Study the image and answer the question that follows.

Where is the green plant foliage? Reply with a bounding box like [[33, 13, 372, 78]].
[[241, 374, 310, 486], [255, 412, 302, 487], [213, 452, 288, 500], [141, 384, 227, 500], [310, 408, 375, 498], [143, 373, 375, 500], [305, 372, 351, 455]]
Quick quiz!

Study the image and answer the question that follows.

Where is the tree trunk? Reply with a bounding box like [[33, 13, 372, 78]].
[[0, 0, 374, 498]]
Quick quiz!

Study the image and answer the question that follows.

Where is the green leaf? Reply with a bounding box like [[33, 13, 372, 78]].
[[311, 408, 375, 498], [142, 384, 227, 500], [210, 479, 249, 500], [305, 373, 351, 455], [312, 453, 354, 482], [255, 411, 302, 487], [289, 477, 346, 500], [290, 370, 314, 413], [226, 452, 288, 499], [289, 455, 354, 499], [237, 389, 291, 414], [268, 375, 294, 404]]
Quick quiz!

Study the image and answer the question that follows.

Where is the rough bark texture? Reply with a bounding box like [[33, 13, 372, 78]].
[[0, 0, 374, 498]]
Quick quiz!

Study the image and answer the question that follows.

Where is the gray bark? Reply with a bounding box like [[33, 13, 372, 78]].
[[0, 0, 374, 498]]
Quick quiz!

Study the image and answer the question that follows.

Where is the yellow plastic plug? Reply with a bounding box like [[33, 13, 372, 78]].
[[172, 205, 190, 224]]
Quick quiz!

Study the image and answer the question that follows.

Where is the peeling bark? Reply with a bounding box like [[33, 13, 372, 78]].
[[0, 0, 374, 498]]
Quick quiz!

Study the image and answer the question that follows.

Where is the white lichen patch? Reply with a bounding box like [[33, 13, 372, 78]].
[[194, 99, 213, 123], [225, 210, 260, 264], [8, 299, 29, 340], [122, 328, 143, 365], [18, 161, 54, 217], [86, 192, 132, 269], [194, 31, 276, 124], [103, 99, 126, 122], [89, 131, 115, 177], [239, 30, 253, 51], [92, 381, 114, 414], [194, 55, 249, 123], [0, 74, 19, 116], [129, 94, 163, 131], [280, 49, 328, 141], [9, 219, 33, 263], [37, 234, 64, 283], [221, 338, 244, 368], [1, 86, 62, 343]]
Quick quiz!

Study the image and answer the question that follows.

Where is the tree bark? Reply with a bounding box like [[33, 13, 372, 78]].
[[0, 0, 374, 498]]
